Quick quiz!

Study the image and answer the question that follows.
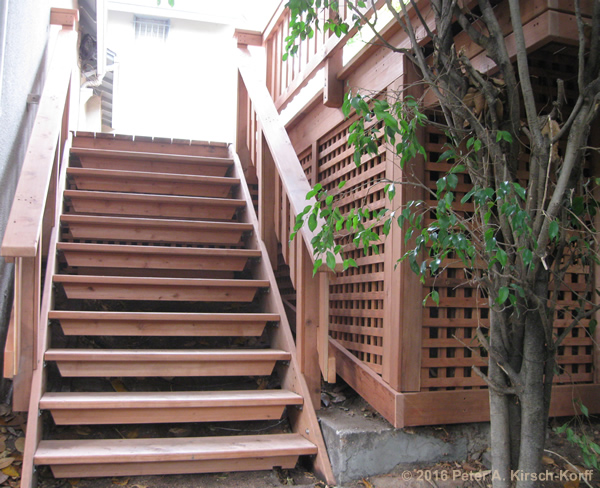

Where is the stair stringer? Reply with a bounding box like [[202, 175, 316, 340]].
[[230, 149, 336, 485]]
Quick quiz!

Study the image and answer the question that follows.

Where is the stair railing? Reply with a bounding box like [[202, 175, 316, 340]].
[[1, 12, 78, 412], [237, 46, 338, 402]]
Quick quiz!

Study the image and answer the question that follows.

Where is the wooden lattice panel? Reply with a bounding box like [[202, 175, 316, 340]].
[[312, 116, 387, 374], [421, 50, 596, 390]]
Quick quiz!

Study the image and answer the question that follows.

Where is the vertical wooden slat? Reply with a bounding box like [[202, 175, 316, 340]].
[[288, 215, 297, 287], [259, 135, 278, 269], [12, 256, 38, 412], [296, 242, 322, 407], [310, 140, 319, 187], [591, 120, 600, 385], [281, 193, 289, 264], [318, 272, 336, 382], [323, 49, 344, 108], [382, 56, 424, 392], [236, 74, 252, 170], [274, 175, 282, 241], [275, 25, 283, 99]]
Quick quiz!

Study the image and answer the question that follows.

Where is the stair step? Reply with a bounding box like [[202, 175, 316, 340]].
[[40, 390, 303, 424], [57, 243, 261, 272], [54, 275, 270, 302], [48, 311, 279, 336], [61, 215, 253, 245], [35, 434, 317, 478], [65, 190, 245, 221], [67, 167, 240, 198], [71, 147, 233, 177], [45, 349, 291, 377]]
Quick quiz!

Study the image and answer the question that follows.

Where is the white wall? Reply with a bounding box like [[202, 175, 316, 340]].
[[107, 10, 237, 143]]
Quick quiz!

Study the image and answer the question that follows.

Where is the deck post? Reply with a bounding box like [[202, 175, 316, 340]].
[[382, 55, 425, 392]]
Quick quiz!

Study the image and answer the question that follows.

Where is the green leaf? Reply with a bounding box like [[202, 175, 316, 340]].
[[308, 213, 317, 231], [326, 251, 336, 271], [338, 180, 347, 190], [497, 286, 510, 304], [522, 248, 533, 268], [326, 195, 334, 206], [580, 402, 590, 418], [549, 220, 559, 240], [431, 290, 440, 305], [447, 173, 458, 190], [496, 130, 513, 143]]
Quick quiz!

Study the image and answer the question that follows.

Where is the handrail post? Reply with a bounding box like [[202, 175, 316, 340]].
[[259, 136, 278, 269]]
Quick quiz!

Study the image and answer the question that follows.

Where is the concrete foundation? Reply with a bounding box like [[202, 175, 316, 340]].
[[319, 406, 489, 484]]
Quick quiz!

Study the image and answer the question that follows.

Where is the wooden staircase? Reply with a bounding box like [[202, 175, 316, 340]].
[[21, 133, 333, 486]]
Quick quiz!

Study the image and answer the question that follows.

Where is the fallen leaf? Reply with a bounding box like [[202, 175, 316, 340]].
[[168, 427, 190, 437], [6, 415, 25, 427], [0, 441, 5, 453], [0, 458, 14, 470], [360, 479, 374, 488], [125, 429, 139, 439], [111, 477, 130, 485], [542, 455, 555, 466], [0, 406, 10, 417], [75, 426, 92, 436], [563, 480, 580, 488], [14, 438, 25, 453], [1, 465, 18, 478], [68, 479, 80, 486], [111, 379, 128, 393], [0, 473, 8, 484], [565, 464, 586, 474], [130, 485, 147, 488]]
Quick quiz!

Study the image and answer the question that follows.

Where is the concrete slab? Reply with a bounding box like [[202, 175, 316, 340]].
[[318, 407, 476, 484]]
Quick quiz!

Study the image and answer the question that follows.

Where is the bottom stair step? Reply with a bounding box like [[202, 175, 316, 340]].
[[40, 390, 304, 424], [35, 434, 317, 478]]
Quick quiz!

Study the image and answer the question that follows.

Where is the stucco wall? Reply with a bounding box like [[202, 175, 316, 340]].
[[0, 0, 52, 394]]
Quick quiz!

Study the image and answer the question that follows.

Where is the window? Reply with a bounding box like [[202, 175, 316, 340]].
[[134, 16, 170, 42]]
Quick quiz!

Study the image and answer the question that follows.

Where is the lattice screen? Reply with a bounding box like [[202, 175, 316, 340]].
[[310, 116, 388, 374], [420, 47, 596, 390]]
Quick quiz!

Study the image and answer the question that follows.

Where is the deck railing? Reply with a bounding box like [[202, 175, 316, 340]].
[[1, 11, 78, 411], [236, 46, 338, 402]]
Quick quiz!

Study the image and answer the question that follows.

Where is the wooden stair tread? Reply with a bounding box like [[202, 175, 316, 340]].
[[64, 190, 245, 207], [35, 434, 317, 464], [54, 275, 270, 287], [67, 167, 240, 186], [48, 311, 279, 322], [60, 214, 253, 231], [40, 390, 303, 409], [56, 242, 261, 258], [71, 147, 234, 167], [45, 349, 291, 362]]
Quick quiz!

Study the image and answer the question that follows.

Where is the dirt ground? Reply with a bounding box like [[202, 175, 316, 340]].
[[0, 387, 598, 488]]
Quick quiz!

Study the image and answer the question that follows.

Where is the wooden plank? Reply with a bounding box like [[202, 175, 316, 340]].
[[54, 275, 269, 302], [1, 29, 77, 258], [57, 243, 259, 272], [49, 456, 301, 478], [399, 384, 600, 427], [234, 29, 263, 46], [61, 215, 252, 245], [46, 349, 290, 377], [65, 190, 244, 221], [68, 168, 239, 198], [50, 8, 78, 28], [50, 311, 278, 337], [36, 434, 315, 464]]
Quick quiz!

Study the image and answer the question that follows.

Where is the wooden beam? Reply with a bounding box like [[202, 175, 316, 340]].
[[382, 57, 424, 393], [50, 8, 78, 29], [3, 305, 15, 379], [259, 135, 278, 269], [318, 272, 336, 383], [330, 338, 400, 426], [323, 49, 344, 108], [400, 384, 600, 427], [234, 29, 263, 47]]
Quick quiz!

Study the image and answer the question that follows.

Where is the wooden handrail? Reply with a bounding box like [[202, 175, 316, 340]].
[[238, 47, 342, 271], [1, 28, 77, 259]]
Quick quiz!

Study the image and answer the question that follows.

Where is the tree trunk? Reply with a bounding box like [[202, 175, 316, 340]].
[[489, 308, 512, 488]]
